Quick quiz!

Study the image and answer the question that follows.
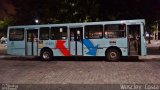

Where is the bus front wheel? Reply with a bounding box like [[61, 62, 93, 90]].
[[40, 50, 53, 61], [106, 49, 121, 61]]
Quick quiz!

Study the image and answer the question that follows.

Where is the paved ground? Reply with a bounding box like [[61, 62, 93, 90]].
[[0, 59, 160, 84], [147, 40, 160, 55], [0, 42, 160, 89]]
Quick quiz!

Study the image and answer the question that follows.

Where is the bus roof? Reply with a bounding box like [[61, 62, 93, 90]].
[[8, 19, 145, 29]]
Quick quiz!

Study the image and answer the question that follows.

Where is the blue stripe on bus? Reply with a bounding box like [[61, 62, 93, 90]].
[[83, 39, 98, 56]]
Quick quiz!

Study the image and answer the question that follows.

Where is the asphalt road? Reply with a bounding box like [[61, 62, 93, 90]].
[[0, 57, 160, 85]]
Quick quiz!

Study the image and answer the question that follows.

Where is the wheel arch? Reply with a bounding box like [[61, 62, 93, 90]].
[[40, 47, 53, 56], [105, 46, 122, 56]]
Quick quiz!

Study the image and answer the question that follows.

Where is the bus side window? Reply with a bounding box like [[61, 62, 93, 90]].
[[27, 33, 32, 42], [51, 27, 67, 40], [105, 24, 126, 38], [70, 32, 75, 41], [9, 28, 24, 41], [85, 25, 103, 39], [39, 27, 49, 40], [33, 33, 38, 42], [50, 33, 55, 40]]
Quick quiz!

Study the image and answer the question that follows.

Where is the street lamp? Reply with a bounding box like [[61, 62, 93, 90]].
[[35, 19, 39, 24]]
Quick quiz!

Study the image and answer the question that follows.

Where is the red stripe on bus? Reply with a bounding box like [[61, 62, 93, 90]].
[[56, 40, 70, 56]]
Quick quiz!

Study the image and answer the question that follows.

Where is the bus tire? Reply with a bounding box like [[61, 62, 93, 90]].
[[106, 48, 121, 61], [40, 49, 53, 61]]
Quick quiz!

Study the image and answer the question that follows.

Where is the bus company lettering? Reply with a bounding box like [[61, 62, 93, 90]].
[[109, 40, 116, 45], [44, 42, 54, 45]]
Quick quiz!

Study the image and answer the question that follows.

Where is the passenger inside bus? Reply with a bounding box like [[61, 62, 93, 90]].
[[70, 32, 75, 41], [134, 31, 140, 52], [50, 33, 55, 40], [33, 33, 38, 42]]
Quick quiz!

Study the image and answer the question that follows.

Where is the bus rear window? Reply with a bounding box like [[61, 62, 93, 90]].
[[9, 28, 24, 41]]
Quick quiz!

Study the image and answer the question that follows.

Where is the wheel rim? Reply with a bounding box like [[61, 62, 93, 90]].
[[110, 52, 117, 59], [43, 52, 50, 60]]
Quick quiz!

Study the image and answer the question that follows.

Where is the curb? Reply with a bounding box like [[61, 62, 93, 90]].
[[0, 55, 37, 60], [0, 55, 159, 61], [139, 55, 160, 60]]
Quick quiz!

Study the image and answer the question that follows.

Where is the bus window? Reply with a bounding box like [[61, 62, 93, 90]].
[[9, 28, 24, 41], [85, 25, 103, 39], [33, 32, 38, 42], [105, 24, 126, 38], [50, 26, 67, 40], [39, 27, 49, 40]]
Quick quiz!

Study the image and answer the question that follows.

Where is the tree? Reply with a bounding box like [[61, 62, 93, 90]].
[[11, 0, 160, 26], [0, 17, 15, 37], [13, 0, 102, 24], [0, 0, 16, 37], [0, 0, 16, 18]]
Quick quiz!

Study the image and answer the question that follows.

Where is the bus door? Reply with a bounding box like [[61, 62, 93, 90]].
[[127, 25, 141, 55], [70, 27, 83, 56], [26, 29, 38, 56]]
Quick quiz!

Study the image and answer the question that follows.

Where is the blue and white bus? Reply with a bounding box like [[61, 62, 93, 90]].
[[7, 19, 147, 61]]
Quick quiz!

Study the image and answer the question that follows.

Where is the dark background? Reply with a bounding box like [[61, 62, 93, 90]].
[[0, 0, 160, 36]]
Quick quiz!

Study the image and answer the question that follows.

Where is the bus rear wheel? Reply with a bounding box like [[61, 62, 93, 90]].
[[40, 50, 53, 61], [106, 49, 121, 61]]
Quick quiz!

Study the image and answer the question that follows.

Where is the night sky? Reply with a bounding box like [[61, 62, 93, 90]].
[[0, 0, 160, 24], [0, 0, 16, 18]]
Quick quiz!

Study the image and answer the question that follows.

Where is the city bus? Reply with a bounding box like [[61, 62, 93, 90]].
[[7, 19, 147, 61]]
